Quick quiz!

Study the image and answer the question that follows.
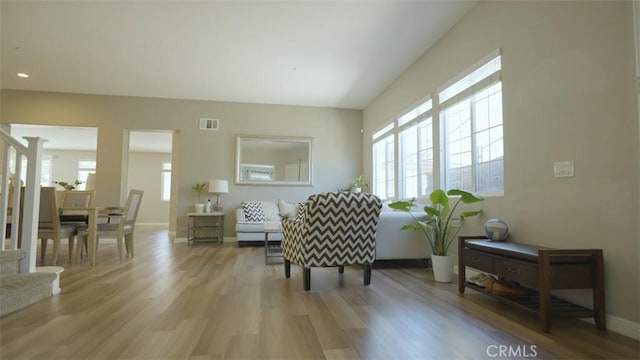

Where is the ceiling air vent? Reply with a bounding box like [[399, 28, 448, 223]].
[[199, 118, 219, 131]]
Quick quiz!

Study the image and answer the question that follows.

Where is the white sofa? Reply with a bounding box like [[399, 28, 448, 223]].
[[235, 199, 430, 261], [375, 205, 430, 260], [235, 200, 287, 245]]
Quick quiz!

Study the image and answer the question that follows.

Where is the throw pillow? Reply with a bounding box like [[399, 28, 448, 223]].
[[242, 202, 265, 222], [278, 199, 297, 217]]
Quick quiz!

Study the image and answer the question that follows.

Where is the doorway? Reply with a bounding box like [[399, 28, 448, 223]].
[[127, 130, 174, 226]]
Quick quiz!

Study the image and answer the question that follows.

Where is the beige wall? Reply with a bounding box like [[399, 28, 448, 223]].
[[364, 1, 639, 328], [42, 149, 95, 188], [127, 151, 171, 224], [1, 90, 363, 238], [15, 147, 173, 223]]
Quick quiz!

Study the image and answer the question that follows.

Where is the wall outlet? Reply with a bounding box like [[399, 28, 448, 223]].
[[554, 160, 574, 178]]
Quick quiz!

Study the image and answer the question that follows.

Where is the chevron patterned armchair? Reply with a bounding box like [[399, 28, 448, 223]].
[[281, 191, 382, 291]]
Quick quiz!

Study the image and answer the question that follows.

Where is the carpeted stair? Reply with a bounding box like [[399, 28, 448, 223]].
[[0, 250, 56, 317]]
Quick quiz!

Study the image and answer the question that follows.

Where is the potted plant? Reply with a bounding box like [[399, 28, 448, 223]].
[[192, 183, 206, 213], [352, 175, 368, 193], [389, 189, 484, 282], [342, 175, 369, 193], [54, 180, 83, 190]]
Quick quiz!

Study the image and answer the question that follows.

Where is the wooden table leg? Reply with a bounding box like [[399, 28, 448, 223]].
[[539, 250, 551, 333], [592, 250, 606, 330]]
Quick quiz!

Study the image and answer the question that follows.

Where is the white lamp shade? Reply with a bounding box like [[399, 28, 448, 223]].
[[208, 180, 229, 194]]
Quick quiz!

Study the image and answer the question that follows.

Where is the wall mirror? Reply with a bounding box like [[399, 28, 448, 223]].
[[236, 135, 313, 186]]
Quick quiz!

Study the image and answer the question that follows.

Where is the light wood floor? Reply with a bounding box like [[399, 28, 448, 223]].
[[1, 225, 638, 359]]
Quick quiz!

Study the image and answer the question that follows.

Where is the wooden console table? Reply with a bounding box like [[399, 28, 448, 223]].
[[458, 236, 605, 333]]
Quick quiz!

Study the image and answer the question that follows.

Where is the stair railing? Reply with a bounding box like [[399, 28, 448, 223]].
[[1, 127, 46, 273]]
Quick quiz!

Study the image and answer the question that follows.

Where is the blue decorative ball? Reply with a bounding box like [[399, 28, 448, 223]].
[[484, 218, 509, 241]]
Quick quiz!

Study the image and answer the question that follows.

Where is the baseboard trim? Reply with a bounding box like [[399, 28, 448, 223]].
[[455, 266, 640, 340], [582, 315, 640, 340]]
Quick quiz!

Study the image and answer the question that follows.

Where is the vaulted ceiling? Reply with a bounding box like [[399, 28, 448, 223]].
[[1, 0, 476, 110]]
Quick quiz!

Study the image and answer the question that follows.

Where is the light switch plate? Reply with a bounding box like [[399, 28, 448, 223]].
[[554, 160, 574, 178]]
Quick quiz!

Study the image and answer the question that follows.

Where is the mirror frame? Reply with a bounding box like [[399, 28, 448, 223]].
[[236, 135, 313, 186]]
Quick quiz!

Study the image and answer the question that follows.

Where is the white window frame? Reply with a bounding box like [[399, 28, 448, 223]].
[[438, 50, 504, 196], [77, 160, 96, 190], [372, 123, 395, 201], [398, 98, 434, 199]]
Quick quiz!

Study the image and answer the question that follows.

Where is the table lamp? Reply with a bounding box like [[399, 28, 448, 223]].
[[208, 179, 229, 212]]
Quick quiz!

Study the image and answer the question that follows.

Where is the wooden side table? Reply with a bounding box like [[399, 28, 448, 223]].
[[187, 212, 224, 245]]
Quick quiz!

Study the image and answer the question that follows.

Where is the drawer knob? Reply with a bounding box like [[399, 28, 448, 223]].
[[471, 257, 481, 262], [507, 266, 521, 273]]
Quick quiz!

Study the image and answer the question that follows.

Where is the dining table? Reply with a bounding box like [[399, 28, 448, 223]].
[[60, 206, 98, 266], [3, 206, 98, 266]]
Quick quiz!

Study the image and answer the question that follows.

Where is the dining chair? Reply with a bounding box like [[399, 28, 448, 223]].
[[59, 190, 95, 261], [77, 189, 144, 262], [32, 187, 80, 265], [59, 190, 95, 223]]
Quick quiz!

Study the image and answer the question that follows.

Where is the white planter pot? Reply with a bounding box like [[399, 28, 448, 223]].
[[431, 254, 455, 283], [194, 203, 205, 213]]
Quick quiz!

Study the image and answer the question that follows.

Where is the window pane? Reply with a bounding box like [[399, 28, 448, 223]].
[[476, 158, 504, 193], [418, 118, 433, 195], [162, 172, 171, 201], [440, 54, 503, 194], [77, 160, 96, 190], [373, 134, 394, 200], [475, 97, 490, 132], [78, 160, 96, 169], [489, 85, 503, 128]]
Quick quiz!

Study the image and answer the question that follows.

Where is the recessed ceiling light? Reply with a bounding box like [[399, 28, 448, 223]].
[[17, 73, 29, 78]]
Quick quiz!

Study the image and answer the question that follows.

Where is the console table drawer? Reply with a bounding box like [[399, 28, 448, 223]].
[[463, 249, 493, 273], [494, 259, 537, 288]]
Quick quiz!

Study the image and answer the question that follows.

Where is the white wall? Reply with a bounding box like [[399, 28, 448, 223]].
[[1, 91, 363, 238], [127, 151, 171, 223], [36, 149, 171, 223], [44, 149, 95, 188], [364, 1, 639, 331]]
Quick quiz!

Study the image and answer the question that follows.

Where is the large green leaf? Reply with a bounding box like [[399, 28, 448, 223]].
[[430, 189, 449, 207], [416, 220, 433, 230], [388, 201, 415, 212], [461, 210, 483, 218], [400, 224, 421, 231], [389, 188, 484, 256], [423, 205, 440, 218], [447, 189, 484, 203]]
